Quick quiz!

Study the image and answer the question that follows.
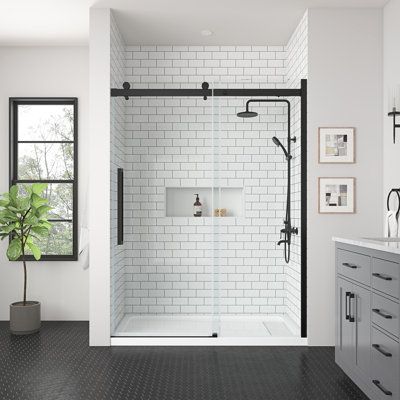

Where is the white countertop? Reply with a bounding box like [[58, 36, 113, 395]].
[[333, 236, 400, 255]]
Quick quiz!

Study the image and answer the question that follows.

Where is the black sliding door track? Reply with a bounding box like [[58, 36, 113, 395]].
[[111, 87, 301, 98]]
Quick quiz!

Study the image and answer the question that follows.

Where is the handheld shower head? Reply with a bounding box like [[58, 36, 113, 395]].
[[272, 136, 291, 160]]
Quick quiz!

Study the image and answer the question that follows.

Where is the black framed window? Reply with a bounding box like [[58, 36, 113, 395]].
[[9, 98, 78, 261]]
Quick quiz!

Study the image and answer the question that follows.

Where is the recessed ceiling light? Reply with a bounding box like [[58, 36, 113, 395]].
[[201, 30, 213, 37]]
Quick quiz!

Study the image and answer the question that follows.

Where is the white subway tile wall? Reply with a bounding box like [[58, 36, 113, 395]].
[[110, 14, 308, 330]]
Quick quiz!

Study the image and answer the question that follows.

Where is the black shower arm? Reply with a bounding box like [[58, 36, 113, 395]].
[[244, 99, 291, 150], [245, 98, 291, 112]]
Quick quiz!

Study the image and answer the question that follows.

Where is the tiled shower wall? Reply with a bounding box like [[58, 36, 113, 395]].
[[122, 45, 294, 317], [110, 13, 126, 333], [285, 12, 308, 327]]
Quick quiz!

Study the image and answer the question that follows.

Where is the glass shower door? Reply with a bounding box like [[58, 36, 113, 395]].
[[111, 88, 221, 338]]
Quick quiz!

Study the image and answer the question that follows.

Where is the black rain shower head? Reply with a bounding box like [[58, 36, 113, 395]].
[[237, 110, 258, 118], [272, 136, 291, 160]]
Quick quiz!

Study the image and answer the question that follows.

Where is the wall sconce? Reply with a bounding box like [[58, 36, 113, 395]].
[[388, 86, 400, 144]]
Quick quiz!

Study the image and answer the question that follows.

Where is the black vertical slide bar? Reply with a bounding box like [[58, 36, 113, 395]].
[[117, 168, 124, 245], [300, 79, 308, 338]]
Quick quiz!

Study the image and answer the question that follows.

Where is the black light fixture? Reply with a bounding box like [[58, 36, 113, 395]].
[[388, 87, 400, 144]]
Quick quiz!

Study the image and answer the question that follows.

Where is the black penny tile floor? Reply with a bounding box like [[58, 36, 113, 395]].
[[0, 321, 368, 400]]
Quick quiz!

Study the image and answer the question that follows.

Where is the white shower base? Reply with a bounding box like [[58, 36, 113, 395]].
[[112, 315, 306, 346]]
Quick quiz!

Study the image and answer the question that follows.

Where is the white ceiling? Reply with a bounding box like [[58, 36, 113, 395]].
[[0, 0, 389, 46]]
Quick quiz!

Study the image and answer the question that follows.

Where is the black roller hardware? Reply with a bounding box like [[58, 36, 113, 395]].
[[372, 273, 393, 281], [372, 380, 392, 396], [372, 309, 392, 319], [372, 344, 392, 357]]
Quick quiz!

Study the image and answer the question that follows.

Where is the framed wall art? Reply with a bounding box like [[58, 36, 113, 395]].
[[318, 127, 355, 163], [318, 177, 356, 214]]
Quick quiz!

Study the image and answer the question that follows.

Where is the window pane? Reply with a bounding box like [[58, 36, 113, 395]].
[[18, 183, 73, 220], [29, 222, 73, 256], [18, 142, 73, 180], [18, 104, 74, 141]]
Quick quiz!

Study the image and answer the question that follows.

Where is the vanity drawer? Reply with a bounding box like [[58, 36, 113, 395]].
[[337, 249, 370, 285], [372, 257, 399, 299], [371, 327, 399, 399], [372, 293, 399, 338]]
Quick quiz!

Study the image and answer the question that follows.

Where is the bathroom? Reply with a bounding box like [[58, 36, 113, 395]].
[[1, 1, 398, 399]]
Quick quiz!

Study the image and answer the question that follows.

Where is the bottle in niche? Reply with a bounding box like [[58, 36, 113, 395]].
[[193, 194, 202, 217]]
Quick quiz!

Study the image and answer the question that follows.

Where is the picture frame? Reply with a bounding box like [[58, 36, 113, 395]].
[[318, 127, 355, 163], [318, 177, 356, 214]]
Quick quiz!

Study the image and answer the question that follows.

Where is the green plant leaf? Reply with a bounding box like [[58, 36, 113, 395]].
[[31, 183, 48, 195], [6, 238, 22, 261], [9, 185, 18, 203], [27, 242, 41, 261], [0, 199, 9, 207], [0, 223, 17, 234], [31, 225, 50, 237], [35, 205, 52, 218], [30, 193, 48, 209]]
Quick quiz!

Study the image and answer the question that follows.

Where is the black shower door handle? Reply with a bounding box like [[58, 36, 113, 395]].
[[117, 168, 124, 245]]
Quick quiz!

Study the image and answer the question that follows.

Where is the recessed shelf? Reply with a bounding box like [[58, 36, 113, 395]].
[[165, 187, 243, 218]]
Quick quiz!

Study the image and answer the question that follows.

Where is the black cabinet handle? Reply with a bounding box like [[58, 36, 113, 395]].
[[342, 262, 357, 269], [372, 344, 392, 357], [372, 309, 393, 319], [372, 380, 392, 396], [349, 293, 355, 322], [345, 292, 350, 320], [372, 273, 393, 281]]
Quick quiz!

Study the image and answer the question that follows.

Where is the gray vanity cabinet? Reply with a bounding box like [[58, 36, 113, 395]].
[[335, 242, 400, 400]]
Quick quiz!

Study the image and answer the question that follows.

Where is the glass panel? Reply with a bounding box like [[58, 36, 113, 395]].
[[111, 94, 216, 337], [28, 221, 73, 256], [18, 142, 73, 180], [17, 183, 73, 220], [18, 104, 74, 141]]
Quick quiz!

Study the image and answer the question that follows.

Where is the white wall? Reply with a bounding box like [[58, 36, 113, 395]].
[[89, 8, 112, 346], [383, 0, 400, 223], [307, 8, 383, 345], [0, 46, 89, 320]]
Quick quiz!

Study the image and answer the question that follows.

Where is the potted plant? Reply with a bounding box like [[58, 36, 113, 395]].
[[0, 184, 52, 335]]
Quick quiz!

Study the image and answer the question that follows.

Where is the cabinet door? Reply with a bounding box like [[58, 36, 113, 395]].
[[336, 277, 355, 368], [354, 284, 371, 378]]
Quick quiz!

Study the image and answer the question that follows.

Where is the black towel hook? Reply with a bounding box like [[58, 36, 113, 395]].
[[387, 188, 400, 220]]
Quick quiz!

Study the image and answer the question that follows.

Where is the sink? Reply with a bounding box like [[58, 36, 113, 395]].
[[363, 237, 400, 242]]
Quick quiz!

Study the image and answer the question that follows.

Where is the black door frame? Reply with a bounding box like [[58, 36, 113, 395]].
[[111, 79, 308, 338]]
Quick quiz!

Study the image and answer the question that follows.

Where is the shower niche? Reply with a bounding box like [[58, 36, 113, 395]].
[[165, 187, 244, 218]]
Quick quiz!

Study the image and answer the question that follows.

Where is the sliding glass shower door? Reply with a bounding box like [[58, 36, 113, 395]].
[[111, 88, 221, 337]]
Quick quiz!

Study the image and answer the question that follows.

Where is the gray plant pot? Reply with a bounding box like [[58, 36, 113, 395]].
[[10, 301, 41, 335]]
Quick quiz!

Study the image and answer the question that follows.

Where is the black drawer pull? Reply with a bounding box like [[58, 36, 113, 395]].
[[372, 344, 392, 357], [372, 309, 393, 319], [372, 380, 392, 396], [342, 262, 357, 269], [372, 273, 393, 281]]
